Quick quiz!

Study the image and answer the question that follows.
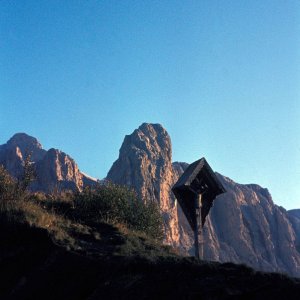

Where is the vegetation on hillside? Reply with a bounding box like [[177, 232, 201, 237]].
[[0, 164, 167, 257], [74, 183, 163, 240]]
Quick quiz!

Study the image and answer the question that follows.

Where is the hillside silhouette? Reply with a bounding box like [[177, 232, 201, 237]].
[[0, 166, 300, 299]]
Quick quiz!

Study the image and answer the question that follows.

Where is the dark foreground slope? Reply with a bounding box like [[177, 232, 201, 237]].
[[0, 164, 299, 299], [1, 217, 300, 300]]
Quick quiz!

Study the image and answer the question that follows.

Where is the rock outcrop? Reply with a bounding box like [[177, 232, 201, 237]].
[[107, 123, 180, 245], [107, 123, 300, 277], [0, 133, 97, 192], [288, 209, 300, 255], [203, 175, 300, 277]]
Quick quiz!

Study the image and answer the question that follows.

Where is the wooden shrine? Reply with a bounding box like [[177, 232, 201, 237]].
[[172, 157, 226, 259]]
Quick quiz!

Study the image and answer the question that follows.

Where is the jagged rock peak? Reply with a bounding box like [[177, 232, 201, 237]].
[[129, 123, 169, 142], [5, 133, 46, 162], [108, 122, 173, 190], [7, 133, 43, 150], [138, 122, 167, 134], [107, 122, 179, 245], [1, 133, 97, 192], [47, 148, 69, 157], [120, 123, 171, 159]]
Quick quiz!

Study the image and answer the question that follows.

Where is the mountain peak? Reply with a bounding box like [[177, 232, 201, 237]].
[[138, 122, 165, 132], [7, 132, 43, 150], [1, 133, 97, 191], [107, 123, 179, 245], [5, 133, 45, 162]]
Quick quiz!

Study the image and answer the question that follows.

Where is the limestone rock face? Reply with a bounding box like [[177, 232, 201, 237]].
[[107, 123, 180, 245], [32, 148, 83, 191], [289, 210, 300, 220], [107, 123, 300, 277], [0, 145, 24, 179], [6, 133, 46, 162], [0, 133, 97, 192], [173, 167, 300, 277], [207, 176, 300, 277], [0, 133, 46, 178], [172, 161, 189, 180], [288, 209, 300, 254]]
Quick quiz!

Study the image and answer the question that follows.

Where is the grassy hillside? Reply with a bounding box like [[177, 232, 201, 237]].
[[1, 218, 300, 300], [1, 166, 300, 299]]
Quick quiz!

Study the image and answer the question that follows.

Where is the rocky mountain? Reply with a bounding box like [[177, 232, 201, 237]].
[[107, 123, 180, 245], [288, 209, 300, 253], [202, 175, 300, 277], [107, 123, 300, 277], [2, 127, 300, 277], [289, 210, 300, 219], [0, 133, 97, 192]]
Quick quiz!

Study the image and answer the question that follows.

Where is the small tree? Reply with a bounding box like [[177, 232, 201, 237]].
[[0, 165, 17, 202], [19, 152, 36, 192], [0, 152, 36, 204]]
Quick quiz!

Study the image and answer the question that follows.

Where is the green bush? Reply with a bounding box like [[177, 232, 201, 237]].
[[73, 183, 164, 240], [0, 165, 164, 241]]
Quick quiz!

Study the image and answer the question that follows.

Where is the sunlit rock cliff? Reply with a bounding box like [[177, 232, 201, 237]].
[[107, 123, 300, 277], [288, 209, 300, 256], [0, 133, 97, 192], [107, 123, 180, 245], [182, 171, 300, 277]]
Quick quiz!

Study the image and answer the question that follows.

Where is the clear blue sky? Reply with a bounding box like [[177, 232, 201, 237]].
[[1, 1, 299, 209]]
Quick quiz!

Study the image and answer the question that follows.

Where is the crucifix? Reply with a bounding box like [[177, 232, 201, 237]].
[[172, 157, 226, 259]]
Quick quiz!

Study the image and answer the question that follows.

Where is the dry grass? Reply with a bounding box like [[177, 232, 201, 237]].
[[0, 193, 176, 261]]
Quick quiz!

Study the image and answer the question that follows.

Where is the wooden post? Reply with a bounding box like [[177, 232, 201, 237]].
[[194, 193, 203, 259]]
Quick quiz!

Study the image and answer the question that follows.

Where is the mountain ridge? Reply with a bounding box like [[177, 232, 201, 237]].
[[1, 125, 299, 277], [0, 132, 97, 192]]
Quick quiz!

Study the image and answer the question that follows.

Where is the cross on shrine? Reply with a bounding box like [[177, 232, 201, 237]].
[[172, 157, 226, 259]]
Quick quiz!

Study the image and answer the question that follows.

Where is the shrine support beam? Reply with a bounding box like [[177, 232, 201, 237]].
[[194, 193, 203, 259]]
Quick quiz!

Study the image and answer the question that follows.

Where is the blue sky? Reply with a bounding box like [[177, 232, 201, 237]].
[[1, 1, 299, 209]]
